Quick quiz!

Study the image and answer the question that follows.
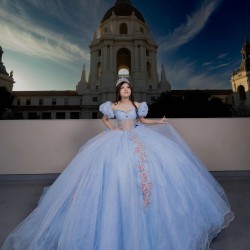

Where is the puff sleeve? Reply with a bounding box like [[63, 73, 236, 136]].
[[137, 102, 148, 117], [99, 101, 114, 118]]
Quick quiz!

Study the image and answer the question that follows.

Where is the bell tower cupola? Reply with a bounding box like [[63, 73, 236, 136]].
[[85, 0, 171, 104], [79, 1, 171, 118], [230, 36, 250, 115]]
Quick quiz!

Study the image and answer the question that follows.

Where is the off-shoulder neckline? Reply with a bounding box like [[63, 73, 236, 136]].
[[111, 101, 145, 113], [112, 108, 135, 113]]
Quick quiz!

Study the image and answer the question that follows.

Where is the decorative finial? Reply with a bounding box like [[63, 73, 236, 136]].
[[161, 64, 167, 82], [80, 64, 86, 83], [245, 34, 248, 43]]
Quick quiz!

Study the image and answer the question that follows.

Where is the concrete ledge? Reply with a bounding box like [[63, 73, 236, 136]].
[[0, 174, 60, 182], [1, 171, 250, 183], [0, 118, 250, 174]]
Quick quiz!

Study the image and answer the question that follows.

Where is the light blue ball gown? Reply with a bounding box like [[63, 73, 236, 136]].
[[2, 101, 234, 250]]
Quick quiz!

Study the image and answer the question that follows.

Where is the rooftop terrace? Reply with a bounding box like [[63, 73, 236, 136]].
[[0, 174, 249, 249], [0, 119, 250, 248]]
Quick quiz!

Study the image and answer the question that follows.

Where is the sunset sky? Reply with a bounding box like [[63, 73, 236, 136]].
[[0, 0, 249, 91]]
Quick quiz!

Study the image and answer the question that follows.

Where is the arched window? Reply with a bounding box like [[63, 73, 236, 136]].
[[120, 23, 128, 34], [147, 62, 151, 79], [97, 62, 101, 79], [238, 85, 246, 100], [117, 48, 131, 77]]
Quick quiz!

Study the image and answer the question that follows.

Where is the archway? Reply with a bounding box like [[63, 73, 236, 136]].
[[117, 48, 131, 77], [118, 68, 129, 77], [238, 85, 246, 100]]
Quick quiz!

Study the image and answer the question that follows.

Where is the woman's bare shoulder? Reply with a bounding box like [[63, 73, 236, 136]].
[[134, 101, 140, 108], [111, 102, 118, 109]]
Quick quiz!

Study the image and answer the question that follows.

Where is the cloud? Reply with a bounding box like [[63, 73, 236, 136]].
[[158, 0, 222, 53], [202, 62, 212, 66], [164, 58, 230, 90], [0, 0, 113, 67], [217, 53, 228, 59], [201, 53, 231, 71], [0, 6, 89, 66], [209, 63, 230, 70], [24, 0, 107, 40]]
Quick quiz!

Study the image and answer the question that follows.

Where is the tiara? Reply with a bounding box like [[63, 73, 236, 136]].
[[116, 77, 130, 86]]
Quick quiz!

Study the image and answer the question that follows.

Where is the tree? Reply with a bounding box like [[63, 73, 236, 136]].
[[0, 87, 14, 119], [148, 90, 232, 118]]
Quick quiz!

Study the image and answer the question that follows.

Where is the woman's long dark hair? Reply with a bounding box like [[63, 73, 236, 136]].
[[114, 81, 138, 117]]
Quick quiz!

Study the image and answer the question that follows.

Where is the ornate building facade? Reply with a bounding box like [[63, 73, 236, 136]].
[[0, 46, 15, 92], [231, 37, 250, 116], [2, 1, 235, 119], [11, 0, 171, 119], [76, 0, 171, 117]]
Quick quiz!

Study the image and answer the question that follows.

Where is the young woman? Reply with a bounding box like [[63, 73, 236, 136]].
[[2, 78, 233, 250]]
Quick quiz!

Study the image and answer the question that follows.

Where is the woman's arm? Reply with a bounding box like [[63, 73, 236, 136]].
[[102, 115, 116, 130], [138, 116, 168, 124]]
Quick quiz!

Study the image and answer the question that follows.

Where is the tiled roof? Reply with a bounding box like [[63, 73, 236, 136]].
[[13, 91, 78, 97]]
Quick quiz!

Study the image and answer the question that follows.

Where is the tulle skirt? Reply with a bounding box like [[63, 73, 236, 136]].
[[1, 124, 234, 250]]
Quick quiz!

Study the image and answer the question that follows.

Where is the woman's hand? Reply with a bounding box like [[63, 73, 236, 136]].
[[157, 116, 168, 124]]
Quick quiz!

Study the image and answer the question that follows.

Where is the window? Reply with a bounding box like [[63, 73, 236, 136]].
[[95, 85, 99, 90], [56, 112, 65, 119], [147, 62, 151, 79], [97, 62, 101, 79], [140, 27, 144, 33], [120, 23, 128, 34], [98, 50, 101, 57], [64, 98, 69, 105], [28, 112, 38, 119], [26, 99, 31, 105], [52, 98, 57, 105], [149, 85, 152, 90], [92, 112, 98, 119], [146, 50, 149, 57], [42, 112, 51, 119], [39, 98, 44, 105], [92, 97, 98, 102], [17, 99, 21, 105], [70, 112, 80, 119]]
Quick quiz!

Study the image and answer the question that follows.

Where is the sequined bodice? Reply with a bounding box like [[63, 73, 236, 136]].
[[113, 109, 137, 131]]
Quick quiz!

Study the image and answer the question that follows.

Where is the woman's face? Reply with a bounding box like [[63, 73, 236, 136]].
[[119, 83, 131, 98]]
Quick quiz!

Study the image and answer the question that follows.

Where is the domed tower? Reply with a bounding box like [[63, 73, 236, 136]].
[[79, 0, 170, 114], [231, 36, 250, 115]]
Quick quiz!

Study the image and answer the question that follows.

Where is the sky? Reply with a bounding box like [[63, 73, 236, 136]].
[[0, 0, 249, 91]]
